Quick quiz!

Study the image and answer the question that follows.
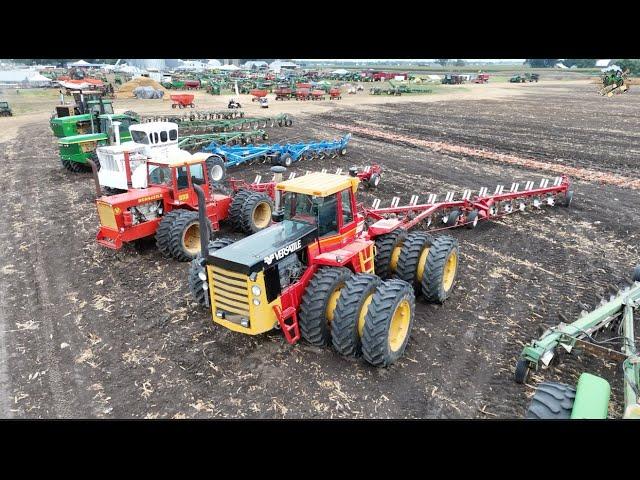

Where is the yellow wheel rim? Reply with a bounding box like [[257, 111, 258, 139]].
[[357, 293, 374, 337], [182, 223, 201, 255], [326, 287, 343, 323], [442, 250, 458, 292], [388, 299, 410, 352], [416, 246, 430, 281], [253, 202, 271, 229], [389, 243, 403, 272]]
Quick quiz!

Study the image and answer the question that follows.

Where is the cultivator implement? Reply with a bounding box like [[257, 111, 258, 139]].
[[202, 134, 352, 170], [177, 130, 269, 151], [516, 267, 640, 419], [598, 69, 630, 97], [364, 175, 573, 232], [141, 110, 245, 122]]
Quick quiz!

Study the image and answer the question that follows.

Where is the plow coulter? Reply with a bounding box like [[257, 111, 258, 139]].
[[516, 267, 640, 419], [364, 175, 573, 233]]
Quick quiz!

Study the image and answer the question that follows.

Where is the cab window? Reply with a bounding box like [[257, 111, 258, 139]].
[[149, 165, 172, 186], [341, 189, 354, 226], [176, 166, 189, 189], [160, 130, 168, 142], [317, 194, 338, 237], [131, 130, 148, 144], [169, 129, 177, 141], [190, 164, 205, 185]]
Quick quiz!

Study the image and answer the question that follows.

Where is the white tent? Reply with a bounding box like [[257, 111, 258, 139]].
[[331, 69, 349, 75], [207, 59, 222, 68], [596, 59, 611, 68], [269, 60, 298, 73], [243, 61, 268, 70], [69, 59, 91, 67], [217, 64, 240, 71], [0, 70, 52, 86]]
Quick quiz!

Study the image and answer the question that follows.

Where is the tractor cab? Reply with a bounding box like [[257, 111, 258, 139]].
[[147, 157, 211, 207]]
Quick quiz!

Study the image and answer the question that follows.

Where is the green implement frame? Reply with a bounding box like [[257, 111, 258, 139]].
[[177, 129, 268, 151], [516, 269, 640, 419]]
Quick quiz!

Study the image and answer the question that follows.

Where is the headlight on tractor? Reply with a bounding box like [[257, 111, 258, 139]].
[[251, 285, 261, 296], [252, 298, 261, 306]]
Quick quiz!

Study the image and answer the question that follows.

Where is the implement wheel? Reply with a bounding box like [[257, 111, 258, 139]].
[[514, 359, 530, 384], [361, 279, 415, 367], [526, 382, 576, 419], [633, 265, 640, 283], [60, 158, 87, 173], [561, 190, 574, 208], [420, 235, 459, 303], [331, 273, 382, 357], [395, 231, 434, 290], [238, 192, 273, 234], [300, 267, 353, 346], [374, 230, 407, 280], [156, 210, 212, 262], [188, 237, 235, 307]]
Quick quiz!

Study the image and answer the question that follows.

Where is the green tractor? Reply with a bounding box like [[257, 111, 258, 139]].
[[599, 68, 629, 96], [516, 265, 640, 419], [57, 114, 139, 173], [0, 101, 12, 117], [49, 92, 121, 138]]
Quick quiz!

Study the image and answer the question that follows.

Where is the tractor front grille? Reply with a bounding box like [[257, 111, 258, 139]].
[[210, 266, 250, 316], [97, 202, 117, 230]]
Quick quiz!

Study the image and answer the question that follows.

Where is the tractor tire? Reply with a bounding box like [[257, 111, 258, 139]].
[[238, 192, 274, 234], [61, 158, 88, 173], [366, 173, 381, 189], [525, 382, 576, 419], [374, 230, 407, 280], [155, 210, 211, 262], [285, 118, 293, 126], [299, 267, 353, 346], [188, 237, 235, 307], [633, 265, 640, 283], [361, 279, 415, 367], [205, 154, 227, 185], [331, 273, 382, 357], [395, 231, 434, 290], [228, 190, 255, 231], [339, 146, 347, 156], [420, 235, 459, 303]]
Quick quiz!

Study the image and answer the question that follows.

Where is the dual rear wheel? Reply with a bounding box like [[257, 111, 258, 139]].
[[299, 268, 415, 367]]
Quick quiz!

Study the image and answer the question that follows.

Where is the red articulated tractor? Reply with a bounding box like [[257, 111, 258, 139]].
[[95, 151, 274, 261], [189, 168, 460, 367]]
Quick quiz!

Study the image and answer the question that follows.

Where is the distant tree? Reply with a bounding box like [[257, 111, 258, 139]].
[[563, 59, 597, 68], [437, 59, 449, 67], [454, 59, 466, 67], [615, 59, 640, 75], [525, 59, 559, 68]]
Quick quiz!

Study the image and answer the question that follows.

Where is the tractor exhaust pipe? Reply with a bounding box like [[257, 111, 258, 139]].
[[193, 184, 210, 258], [86, 158, 103, 198]]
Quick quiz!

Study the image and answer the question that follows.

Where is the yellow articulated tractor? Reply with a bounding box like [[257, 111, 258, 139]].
[[188, 168, 459, 367]]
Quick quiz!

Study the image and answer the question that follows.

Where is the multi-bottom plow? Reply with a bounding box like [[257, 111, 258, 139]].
[[364, 175, 573, 232], [516, 267, 640, 419]]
